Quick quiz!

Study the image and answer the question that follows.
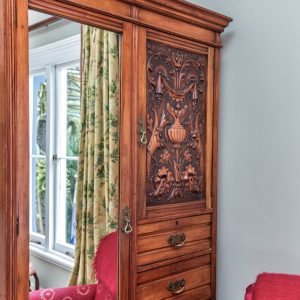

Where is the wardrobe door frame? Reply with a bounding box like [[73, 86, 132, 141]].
[[0, 1, 135, 299]]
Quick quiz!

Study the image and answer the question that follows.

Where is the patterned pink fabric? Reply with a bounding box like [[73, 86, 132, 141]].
[[245, 273, 300, 300], [95, 280, 115, 300], [29, 233, 118, 300], [29, 284, 97, 300], [94, 232, 117, 300]]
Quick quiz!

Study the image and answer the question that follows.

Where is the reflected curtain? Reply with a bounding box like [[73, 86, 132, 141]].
[[69, 26, 120, 285]]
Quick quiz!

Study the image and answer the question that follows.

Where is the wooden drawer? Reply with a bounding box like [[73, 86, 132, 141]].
[[138, 213, 212, 235], [137, 265, 211, 300], [137, 254, 211, 284], [137, 239, 211, 266], [138, 224, 211, 253]]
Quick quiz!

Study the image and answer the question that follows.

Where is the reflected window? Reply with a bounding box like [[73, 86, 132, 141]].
[[29, 35, 81, 258]]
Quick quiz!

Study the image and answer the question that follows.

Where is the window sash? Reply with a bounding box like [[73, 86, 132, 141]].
[[29, 60, 80, 261]]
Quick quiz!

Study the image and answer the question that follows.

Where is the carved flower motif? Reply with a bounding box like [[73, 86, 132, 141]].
[[182, 164, 199, 193], [183, 150, 192, 162], [160, 149, 170, 163], [153, 166, 174, 197], [186, 164, 196, 175], [156, 166, 169, 178]]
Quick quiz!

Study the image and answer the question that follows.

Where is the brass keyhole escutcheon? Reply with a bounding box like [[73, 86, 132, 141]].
[[121, 206, 133, 234], [138, 119, 147, 145]]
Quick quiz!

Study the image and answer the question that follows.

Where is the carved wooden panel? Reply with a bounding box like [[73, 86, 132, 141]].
[[146, 40, 207, 206]]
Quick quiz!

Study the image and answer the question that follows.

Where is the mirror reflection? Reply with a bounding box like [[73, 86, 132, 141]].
[[28, 10, 120, 300]]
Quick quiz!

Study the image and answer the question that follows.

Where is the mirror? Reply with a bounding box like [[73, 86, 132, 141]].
[[28, 9, 120, 299]]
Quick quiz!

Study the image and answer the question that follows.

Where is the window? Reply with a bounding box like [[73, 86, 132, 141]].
[[29, 35, 81, 264], [30, 72, 48, 240]]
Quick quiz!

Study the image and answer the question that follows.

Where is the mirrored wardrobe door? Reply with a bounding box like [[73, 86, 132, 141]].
[[28, 9, 121, 299]]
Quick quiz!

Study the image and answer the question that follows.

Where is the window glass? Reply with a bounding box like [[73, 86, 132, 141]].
[[32, 74, 47, 156], [66, 159, 78, 245], [30, 73, 47, 236], [66, 66, 81, 157], [55, 63, 80, 249], [32, 157, 47, 235]]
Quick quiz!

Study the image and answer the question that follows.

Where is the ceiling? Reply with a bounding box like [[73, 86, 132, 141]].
[[28, 10, 52, 26]]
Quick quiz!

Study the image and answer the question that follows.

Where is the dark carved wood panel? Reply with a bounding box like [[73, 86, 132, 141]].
[[146, 40, 207, 206]]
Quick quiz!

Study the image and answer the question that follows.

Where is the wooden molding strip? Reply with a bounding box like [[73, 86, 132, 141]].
[[29, 0, 124, 33], [29, 16, 62, 32], [122, 0, 232, 32], [29, 0, 227, 47]]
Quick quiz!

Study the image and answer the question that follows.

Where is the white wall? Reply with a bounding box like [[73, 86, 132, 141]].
[[30, 255, 71, 289], [188, 1, 300, 299]]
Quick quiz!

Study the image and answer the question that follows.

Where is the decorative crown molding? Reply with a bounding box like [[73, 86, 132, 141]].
[[123, 0, 232, 32]]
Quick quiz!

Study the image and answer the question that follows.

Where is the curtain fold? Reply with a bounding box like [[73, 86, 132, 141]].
[[69, 26, 120, 286]]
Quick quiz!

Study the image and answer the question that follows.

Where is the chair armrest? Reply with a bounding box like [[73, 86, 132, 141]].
[[29, 284, 97, 300], [245, 283, 255, 300]]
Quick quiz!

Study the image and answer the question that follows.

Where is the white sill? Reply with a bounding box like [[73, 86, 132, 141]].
[[30, 244, 74, 272]]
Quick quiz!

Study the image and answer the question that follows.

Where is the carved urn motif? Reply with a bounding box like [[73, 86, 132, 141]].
[[166, 103, 188, 149], [167, 121, 187, 148]]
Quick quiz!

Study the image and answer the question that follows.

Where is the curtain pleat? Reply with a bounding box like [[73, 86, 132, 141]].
[[69, 26, 120, 285]]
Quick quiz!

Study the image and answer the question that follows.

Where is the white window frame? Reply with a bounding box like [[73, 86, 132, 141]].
[[29, 34, 80, 269]]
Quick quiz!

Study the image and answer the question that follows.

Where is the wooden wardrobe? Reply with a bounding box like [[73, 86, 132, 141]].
[[130, 5, 232, 299], [0, 0, 231, 299]]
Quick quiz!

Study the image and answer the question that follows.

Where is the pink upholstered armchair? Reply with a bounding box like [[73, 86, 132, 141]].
[[29, 231, 118, 300], [245, 273, 300, 300]]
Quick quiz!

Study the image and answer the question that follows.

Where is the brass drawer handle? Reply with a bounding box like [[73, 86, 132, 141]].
[[167, 279, 186, 294], [168, 233, 186, 247]]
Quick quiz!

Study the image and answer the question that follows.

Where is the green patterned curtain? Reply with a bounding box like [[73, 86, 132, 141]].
[[69, 26, 120, 286]]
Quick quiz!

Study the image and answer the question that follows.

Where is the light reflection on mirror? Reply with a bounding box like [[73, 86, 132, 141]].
[[28, 10, 120, 300]]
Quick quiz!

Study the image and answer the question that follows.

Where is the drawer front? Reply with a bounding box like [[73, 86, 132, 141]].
[[137, 239, 211, 266], [137, 254, 211, 284], [164, 285, 211, 300], [138, 224, 211, 253], [137, 265, 211, 300], [138, 213, 212, 235]]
